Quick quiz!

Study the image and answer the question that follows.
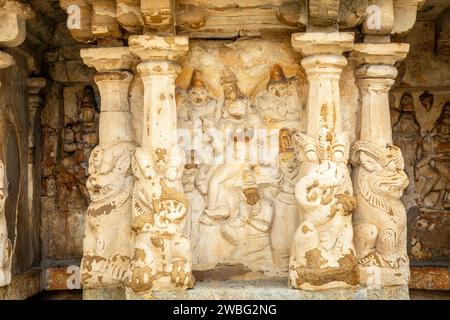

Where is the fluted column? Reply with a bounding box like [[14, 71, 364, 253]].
[[288, 32, 358, 290], [350, 43, 411, 287], [79, 47, 136, 299]]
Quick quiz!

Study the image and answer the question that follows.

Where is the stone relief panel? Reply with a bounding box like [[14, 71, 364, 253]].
[[391, 88, 450, 261], [59, 86, 99, 210], [129, 38, 359, 278]]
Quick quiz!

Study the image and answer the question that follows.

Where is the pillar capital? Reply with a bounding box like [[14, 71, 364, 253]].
[[351, 43, 409, 66], [291, 32, 354, 57], [80, 47, 137, 73], [129, 35, 189, 62]]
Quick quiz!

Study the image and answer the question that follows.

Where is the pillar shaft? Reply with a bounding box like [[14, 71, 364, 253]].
[[79, 47, 136, 295], [127, 35, 194, 296], [350, 43, 411, 287], [288, 32, 358, 291]]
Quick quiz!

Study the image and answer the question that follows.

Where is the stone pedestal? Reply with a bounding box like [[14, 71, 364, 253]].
[[288, 32, 358, 291], [79, 47, 136, 299], [127, 279, 410, 300], [350, 43, 411, 287]]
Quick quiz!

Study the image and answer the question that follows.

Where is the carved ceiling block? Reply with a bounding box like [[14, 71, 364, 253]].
[[176, 1, 305, 38], [307, 0, 340, 28], [338, 0, 368, 29], [91, 0, 122, 38], [60, 0, 94, 43], [116, 0, 143, 33], [140, 0, 174, 33], [0, 0, 35, 47], [391, 0, 422, 35], [363, 0, 395, 35]]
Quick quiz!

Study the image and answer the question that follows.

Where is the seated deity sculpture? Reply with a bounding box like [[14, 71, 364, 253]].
[[416, 103, 450, 209], [351, 141, 410, 286], [80, 142, 135, 288], [271, 128, 301, 272], [221, 171, 274, 271], [0, 161, 11, 287], [289, 127, 358, 290], [128, 146, 194, 293], [254, 64, 301, 129], [201, 67, 263, 222]]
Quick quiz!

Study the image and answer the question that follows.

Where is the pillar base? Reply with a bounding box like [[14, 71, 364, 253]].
[[125, 279, 410, 300]]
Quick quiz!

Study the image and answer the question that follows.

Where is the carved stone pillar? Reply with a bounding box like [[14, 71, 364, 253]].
[[0, 51, 15, 288], [127, 35, 194, 297], [79, 47, 136, 299], [350, 43, 411, 287], [288, 32, 358, 290]]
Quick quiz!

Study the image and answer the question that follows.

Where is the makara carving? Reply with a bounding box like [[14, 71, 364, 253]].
[[289, 127, 358, 290]]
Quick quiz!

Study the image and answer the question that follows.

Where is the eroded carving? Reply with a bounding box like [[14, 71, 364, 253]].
[[81, 142, 135, 288], [416, 103, 450, 210], [351, 141, 410, 286], [289, 128, 357, 290], [129, 147, 194, 292]]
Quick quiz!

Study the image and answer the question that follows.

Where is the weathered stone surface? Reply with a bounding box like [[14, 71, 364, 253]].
[[410, 210, 450, 260], [0, 270, 41, 300], [48, 59, 96, 83], [127, 279, 410, 300], [44, 265, 81, 290], [409, 266, 450, 290]]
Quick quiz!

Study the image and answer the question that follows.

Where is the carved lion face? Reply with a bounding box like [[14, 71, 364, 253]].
[[87, 144, 134, 202], [358, 145, 409, 199]]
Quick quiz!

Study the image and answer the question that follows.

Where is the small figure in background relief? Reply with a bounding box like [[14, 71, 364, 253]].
[[289, 127, 357, 290], [419, 91, 434, 112], [393, 93, 420, 169], [81, 143, 135, 288], [416, 103, 450, 209], [178, 69, 218, 131], [392, 93, 421, 210], [271, 128, 300, 271], [0, 161, 11, 287], [60, 86, 99, 207], [351, 141, 410, 286], [221, 171, 274, 271], [181, 150, 208, 263], [255, 64, 301, 129]]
